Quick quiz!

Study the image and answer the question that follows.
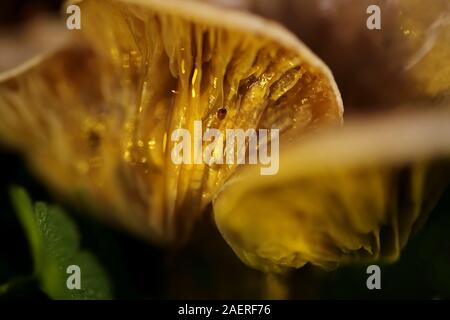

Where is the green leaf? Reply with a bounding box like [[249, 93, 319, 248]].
[[9, 187, 113, 300], [9, 187, 43, 273], [68, 251, 113, 300]]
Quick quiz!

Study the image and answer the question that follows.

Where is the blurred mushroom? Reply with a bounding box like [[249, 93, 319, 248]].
[[0, 16, 69, 72], [203, 0, 450, 110], [214, 110, 450, 272]]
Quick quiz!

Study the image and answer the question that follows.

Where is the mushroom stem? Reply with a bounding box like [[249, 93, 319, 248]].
[[264, 272, 289, 299]]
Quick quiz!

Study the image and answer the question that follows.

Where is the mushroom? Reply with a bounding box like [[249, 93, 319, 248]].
[[202, 0, 450, 110], [0, 0, 449, 281], [214, 110, 450, 272], [0, 0, 342, 244]]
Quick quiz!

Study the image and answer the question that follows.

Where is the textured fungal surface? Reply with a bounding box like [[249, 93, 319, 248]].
[[0, 0, 342, 243], [214, 111, 450, 272]]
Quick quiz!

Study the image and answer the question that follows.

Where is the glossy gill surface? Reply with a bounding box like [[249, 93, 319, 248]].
[[0, 0, 342, 243]]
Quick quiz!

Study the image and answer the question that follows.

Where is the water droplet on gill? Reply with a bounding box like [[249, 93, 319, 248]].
[[217, 108, 227, 120], [148, 139, 156, 150], [88, 130, 101, 152]]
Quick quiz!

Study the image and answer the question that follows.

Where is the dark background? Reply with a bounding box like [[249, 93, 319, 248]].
[[0, 0, 62, 26]]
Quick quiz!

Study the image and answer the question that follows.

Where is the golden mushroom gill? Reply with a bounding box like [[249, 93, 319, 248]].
[[0, 0, 342, 244]]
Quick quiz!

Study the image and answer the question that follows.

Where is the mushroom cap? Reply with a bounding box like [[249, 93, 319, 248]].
[[0, 0, 342, 244], [214, 109, 450, 272]]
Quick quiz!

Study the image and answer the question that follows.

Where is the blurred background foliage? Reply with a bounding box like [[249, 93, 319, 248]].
[[0, 0, 449, 299]]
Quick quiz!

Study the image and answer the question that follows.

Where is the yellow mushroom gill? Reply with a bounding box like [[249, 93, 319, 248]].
[[0, 0, 342, 244], [214, 110, 450, 272]]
